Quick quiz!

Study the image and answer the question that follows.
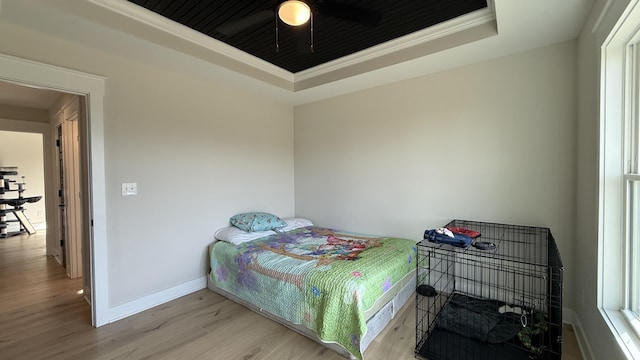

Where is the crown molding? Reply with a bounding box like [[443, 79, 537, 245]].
[[87, 0, 495, 91], [88, 0, 294, 83], [294, 6, 495, 82]]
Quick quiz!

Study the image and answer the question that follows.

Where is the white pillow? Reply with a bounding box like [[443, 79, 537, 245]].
[[277, 217, 314, 232], [214, 226, 275, 245]]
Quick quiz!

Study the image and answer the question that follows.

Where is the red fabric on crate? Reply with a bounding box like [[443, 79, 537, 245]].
[[447, 227, 481, 239]]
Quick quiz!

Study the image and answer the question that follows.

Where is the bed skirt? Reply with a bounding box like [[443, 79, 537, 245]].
[[207, 268, 416, 359]]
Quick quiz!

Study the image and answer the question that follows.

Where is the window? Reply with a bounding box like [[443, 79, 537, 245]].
[[626, 42, 640, 328], [600, 1, 640, 358]]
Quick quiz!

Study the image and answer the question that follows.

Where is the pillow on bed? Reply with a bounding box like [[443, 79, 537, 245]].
[[276, 217, 314, 232], [214, 226, 275, 245], [229, 212, 287, 232]]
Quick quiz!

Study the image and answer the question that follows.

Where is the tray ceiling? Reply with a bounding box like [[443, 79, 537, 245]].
[[126, 0, 489, 73], [0, 0, 593, 104]]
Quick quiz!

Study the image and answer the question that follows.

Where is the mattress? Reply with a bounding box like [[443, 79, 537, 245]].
[[208, 226, 417, 359]]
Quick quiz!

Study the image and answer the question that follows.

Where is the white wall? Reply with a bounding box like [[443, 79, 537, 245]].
[[0, 104, 48, 123], [295, 41, 577, 308], [0, 130, 46, 228], [0, 21, 295, 308]]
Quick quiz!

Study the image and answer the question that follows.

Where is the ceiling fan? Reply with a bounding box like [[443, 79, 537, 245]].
[[215, 0, 382, 37]]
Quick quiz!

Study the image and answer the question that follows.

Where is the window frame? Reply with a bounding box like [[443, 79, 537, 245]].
[[599, 0, 640, 358], [622, 39, 638, 321]]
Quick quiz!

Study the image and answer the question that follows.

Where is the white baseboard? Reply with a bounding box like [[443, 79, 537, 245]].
[[108, 276, 207, 323], [563, 307, 595, 360]]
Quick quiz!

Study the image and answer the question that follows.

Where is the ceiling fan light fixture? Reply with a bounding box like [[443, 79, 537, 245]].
[[278, 0, 311, 26]]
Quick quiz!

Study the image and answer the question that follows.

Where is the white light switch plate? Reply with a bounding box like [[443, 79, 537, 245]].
[[121, 182, 137, 196]]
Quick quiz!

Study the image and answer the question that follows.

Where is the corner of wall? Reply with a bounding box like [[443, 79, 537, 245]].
[[563, 307, 596, 360]]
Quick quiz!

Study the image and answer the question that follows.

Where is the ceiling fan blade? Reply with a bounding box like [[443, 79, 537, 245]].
[[317, 1, 381, 26], [216, 10, 274, 36]]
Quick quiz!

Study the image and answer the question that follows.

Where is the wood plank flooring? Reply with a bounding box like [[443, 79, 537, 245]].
[[0, 232, 584, 360]]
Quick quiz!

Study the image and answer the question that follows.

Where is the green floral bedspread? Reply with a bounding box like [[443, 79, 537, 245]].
[[209, 226, 417, 359]]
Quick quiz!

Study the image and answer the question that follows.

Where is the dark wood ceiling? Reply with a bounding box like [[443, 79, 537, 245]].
[[127, 0, 488, 73]]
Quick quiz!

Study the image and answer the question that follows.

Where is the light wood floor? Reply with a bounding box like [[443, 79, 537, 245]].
[[0, 232, 584, 360]]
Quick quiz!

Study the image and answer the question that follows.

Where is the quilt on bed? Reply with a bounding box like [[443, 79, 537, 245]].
[[209, 226, 417, 359]]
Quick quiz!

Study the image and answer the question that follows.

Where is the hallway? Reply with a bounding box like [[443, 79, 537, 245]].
[[0, 231, 91, 358]]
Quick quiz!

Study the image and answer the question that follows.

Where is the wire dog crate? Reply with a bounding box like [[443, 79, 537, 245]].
[[415, 220, 563, 360]]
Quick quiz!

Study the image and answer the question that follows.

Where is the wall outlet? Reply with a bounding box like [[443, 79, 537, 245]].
[[121, 182, 137, 196]]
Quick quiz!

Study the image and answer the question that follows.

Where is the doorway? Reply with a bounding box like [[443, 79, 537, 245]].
[[0, 89, 87, 300], [52, 94, 86, 280], [0, 130, 46, 235], [56, 124, 67, 268], [0, 53, 108, 326]]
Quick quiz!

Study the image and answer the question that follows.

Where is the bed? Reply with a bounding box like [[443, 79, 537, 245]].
[[207, 214, 417, 360]]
